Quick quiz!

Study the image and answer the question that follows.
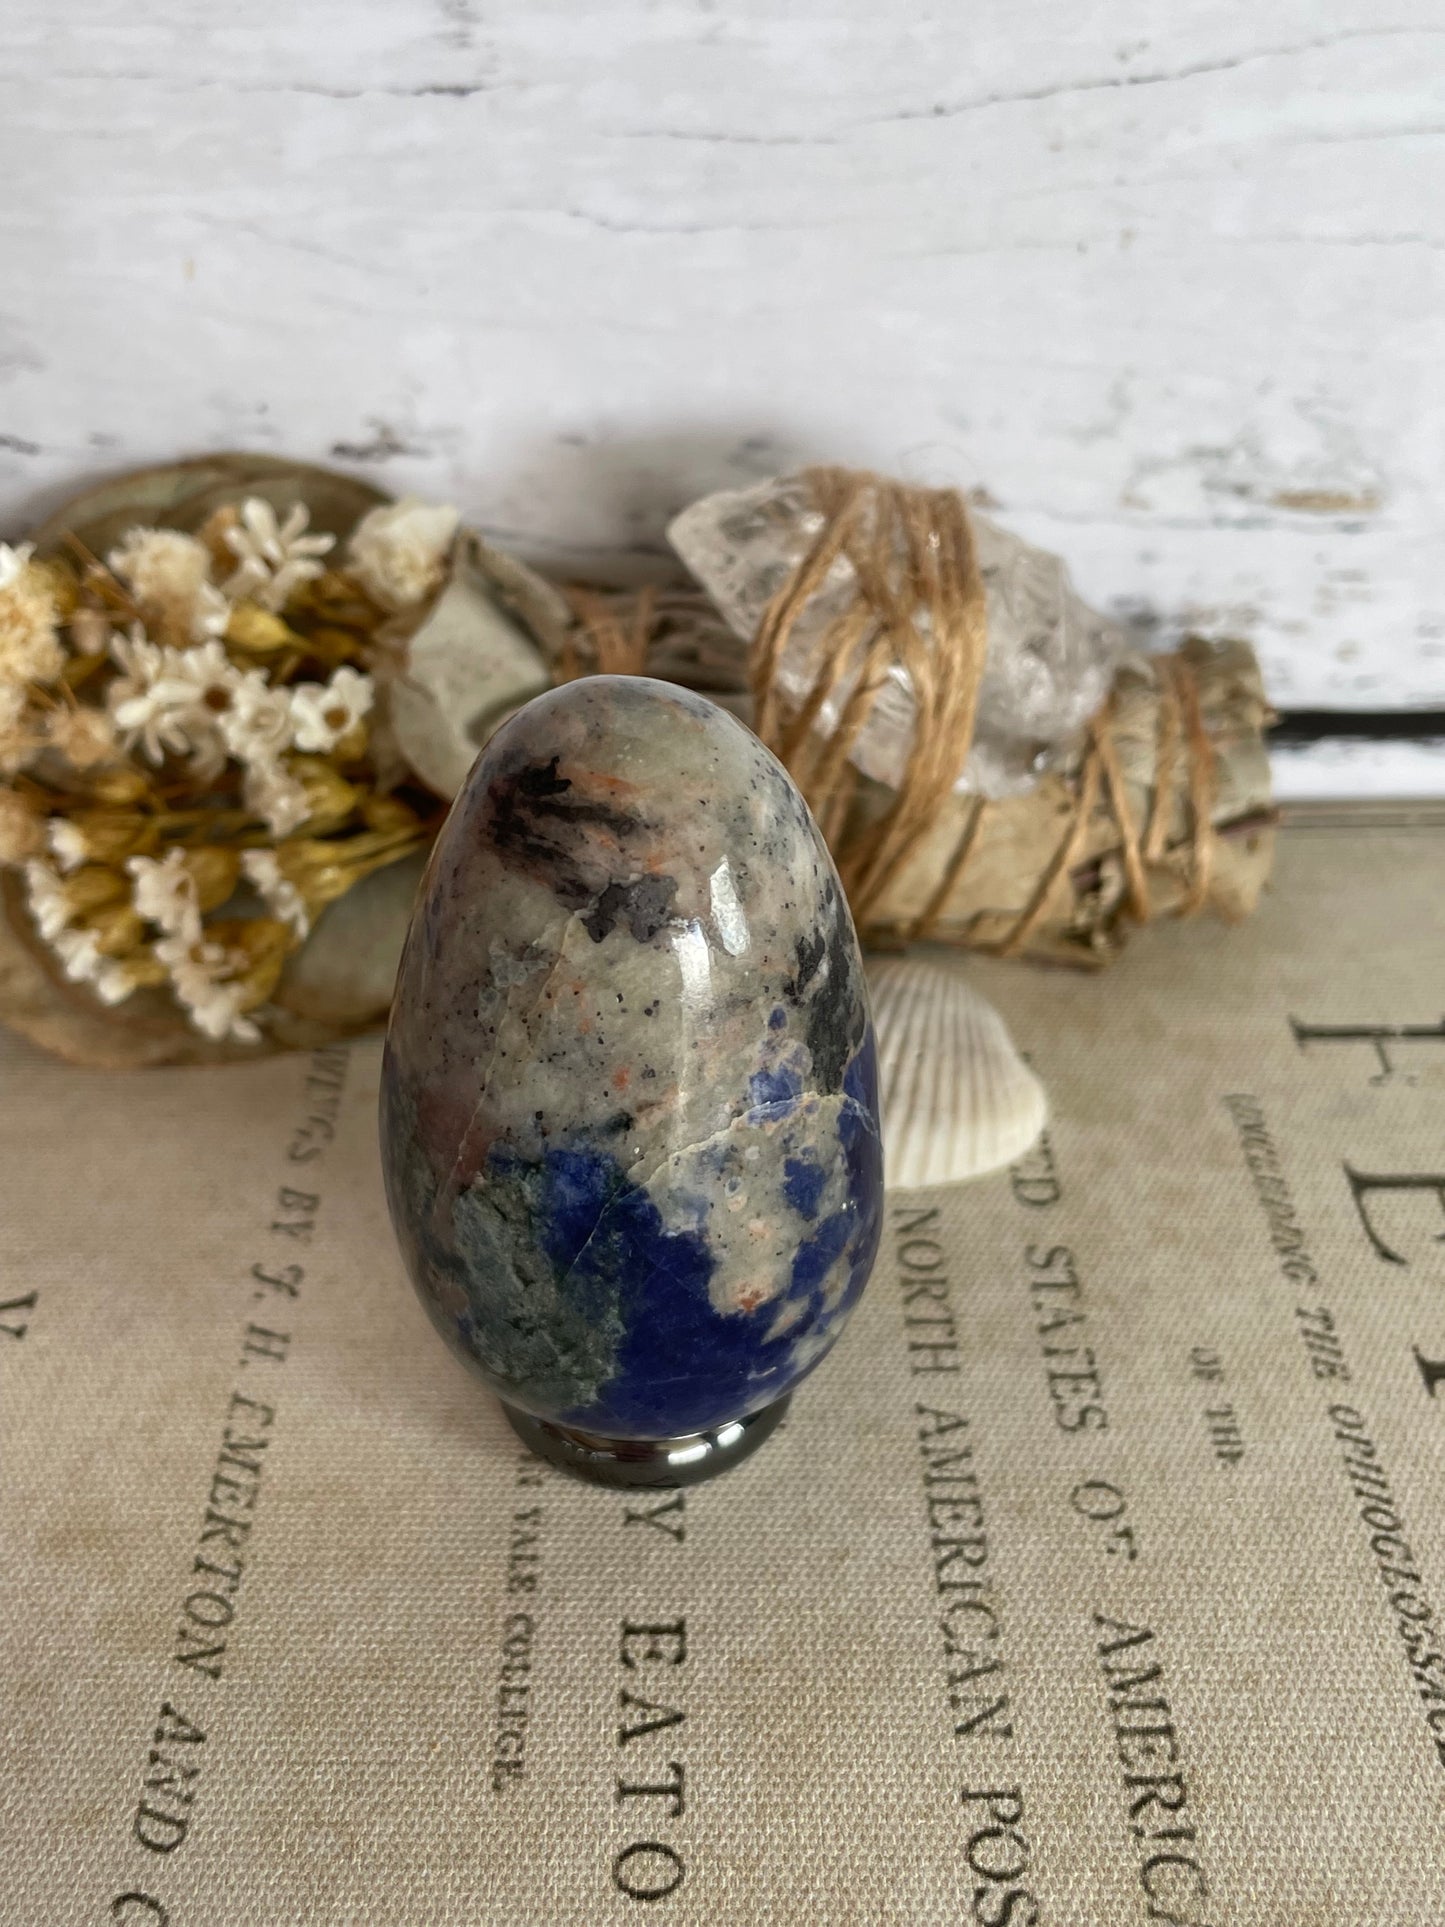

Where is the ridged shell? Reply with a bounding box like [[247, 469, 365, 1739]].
[[868, 955, 1047, 1188]]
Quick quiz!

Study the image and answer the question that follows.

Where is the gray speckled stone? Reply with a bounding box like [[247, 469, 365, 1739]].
[[380, 675, 883, 1439]]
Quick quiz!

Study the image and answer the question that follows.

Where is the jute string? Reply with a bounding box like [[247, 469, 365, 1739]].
[[566, 468, 1218, 949]]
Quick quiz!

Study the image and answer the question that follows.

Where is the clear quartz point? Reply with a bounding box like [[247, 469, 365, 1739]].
[[668, 474, 1129, 799]]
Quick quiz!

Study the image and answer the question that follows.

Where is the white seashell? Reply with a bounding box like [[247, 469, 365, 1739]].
[[867, 955, 1047, 1188]]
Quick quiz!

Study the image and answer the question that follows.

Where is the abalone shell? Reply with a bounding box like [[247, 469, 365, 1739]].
[[380, 675, 883, 1440]]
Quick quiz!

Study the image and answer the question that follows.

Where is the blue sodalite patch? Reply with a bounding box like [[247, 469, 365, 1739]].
[[748, 1062, 803, 1116], [782, 1155, 827, 1221], [407, 1022, 883, 1439]]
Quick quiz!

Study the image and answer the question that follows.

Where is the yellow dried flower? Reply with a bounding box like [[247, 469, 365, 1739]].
[[0, 786, 43, 864], [250, 826, 424, 928], [84, 900, 146, 957], [298, 624, 366, 667], [69, 864, 131, 913], [285, 567, 380, 630], [212, 913, 291, 980], [87, 765, 155, 806], [176, 914, 291, 1022], [360, 793, 423, 836], [184, 845, 243, 914], [332, 722, 369, 763], [225, 602, 301, 655], [127, 952, 171, 990], [290, 756, 360, 834]]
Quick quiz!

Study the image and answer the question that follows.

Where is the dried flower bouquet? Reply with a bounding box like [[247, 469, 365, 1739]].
[[0, 457, 469, 1064]]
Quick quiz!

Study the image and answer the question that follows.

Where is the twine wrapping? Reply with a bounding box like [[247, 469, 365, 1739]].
[[564, 468, 1252, 962], [749, 468, 989, 929]]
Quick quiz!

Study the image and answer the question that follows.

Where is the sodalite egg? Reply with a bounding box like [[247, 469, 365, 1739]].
[[380, 675, 883, 1457]]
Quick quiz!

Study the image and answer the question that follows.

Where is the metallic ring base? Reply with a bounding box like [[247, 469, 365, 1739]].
[[501, 1393, 791, 1489]]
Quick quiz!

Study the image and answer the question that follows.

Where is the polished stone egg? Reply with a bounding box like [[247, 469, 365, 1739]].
[[380, 675, 882, 1461]]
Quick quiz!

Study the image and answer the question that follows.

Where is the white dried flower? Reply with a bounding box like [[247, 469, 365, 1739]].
[[208, 664, 312, 834], [168, 637, 239, 701], [127, 847, 203, 944], [155, 930, 261, 1043], [50, 923, 139, 1004], [106, 624, 167, 752], [46, 703, 117, 770], [129, 847, 264, 1039], [241, 756, 310, 837], [107, 528, 228, 645], [241, 848, 310, 941], [109, 678, 189, 766], [108, 527, 207, 601], [346, 498, 458, 610], [112, 682, 192, 763], [195, 582, 230, 638], [0, 540, 64, 688], [110, 635, 239, 775], [108, 621, 164, 692], [218, 668, 292, 766], [222, 499, 334, 612], [95, 957, 143, 1005], [0, 787, 43, 864], [50, 921, 98, 978], [23, 856, 75, 942], [287, 664, 374, 753], [47, 818, 89, 874], [153, 640, 242, 779]]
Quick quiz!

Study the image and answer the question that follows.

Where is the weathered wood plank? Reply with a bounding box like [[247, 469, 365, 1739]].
[[1, 1, 1442, 745]]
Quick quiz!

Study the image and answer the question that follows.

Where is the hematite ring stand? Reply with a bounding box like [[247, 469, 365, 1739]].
[[502, 1394, 791, 1489]]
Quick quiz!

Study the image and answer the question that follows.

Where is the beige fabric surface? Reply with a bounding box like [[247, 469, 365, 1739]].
[[3, 807, 1445, 1926]]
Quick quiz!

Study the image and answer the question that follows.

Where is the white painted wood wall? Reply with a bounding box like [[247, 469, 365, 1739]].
[[4, 2, 1443, 791]]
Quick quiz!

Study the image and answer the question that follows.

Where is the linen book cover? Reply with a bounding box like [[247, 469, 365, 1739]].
[[3, 807, 1444, 1925]]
